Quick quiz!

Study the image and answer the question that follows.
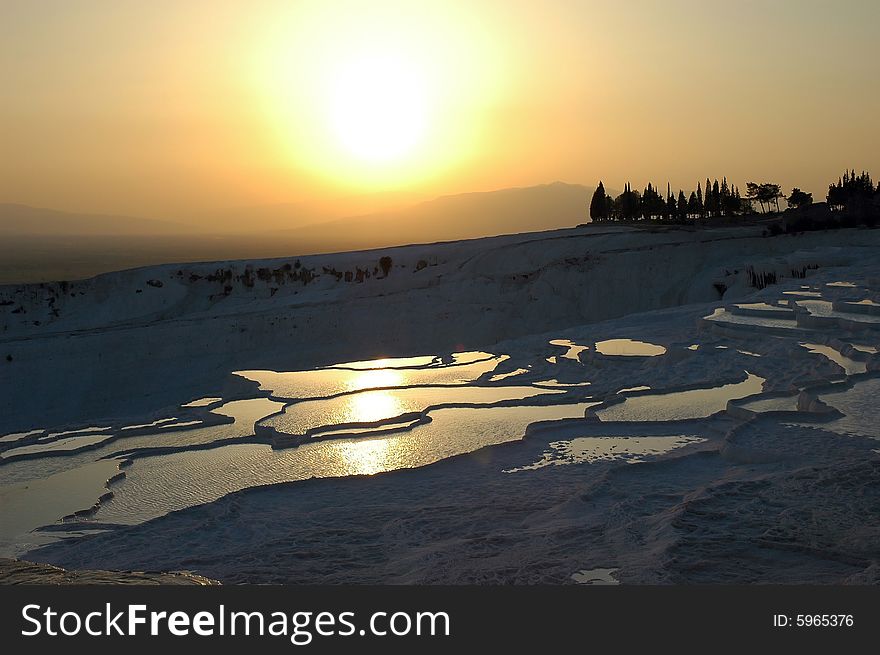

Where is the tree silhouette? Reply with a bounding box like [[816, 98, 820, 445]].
[[722, 181, 741, 215], [580, 169, 874, 227], [764, 183, 783, 212], [787, 188, 813, 209], [589, 181, 608, 221], [677, 190, 688, 221], [604, 192, 614, 218], [703, 179, 711, 218], [617, 183, 640, 220], [746, 182, 763, 213], [641, 182, 665, 219], [827, 169, 874, 210], [687, 191, 699, 218], [717, 180, 734, 214], [745, 182, 782, 213], [665, 184, 676, 221]]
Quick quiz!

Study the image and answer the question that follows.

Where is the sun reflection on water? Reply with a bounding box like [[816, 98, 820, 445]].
[[345, 368, 405, 392], [347, 389, 405, 423], [332, 437, 405, 476]]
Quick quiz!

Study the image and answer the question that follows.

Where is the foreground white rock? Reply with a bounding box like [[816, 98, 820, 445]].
[[1, 224, 879, 583]]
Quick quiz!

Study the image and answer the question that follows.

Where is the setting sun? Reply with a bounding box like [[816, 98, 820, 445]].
[[248, 1, 506, 192], [325, 53, 429, 164]]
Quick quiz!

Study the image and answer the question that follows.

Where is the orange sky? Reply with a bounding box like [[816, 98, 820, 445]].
[[1, 0, 878, 223]]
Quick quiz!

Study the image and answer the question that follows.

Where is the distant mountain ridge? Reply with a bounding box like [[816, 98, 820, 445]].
[[273, 182, 595, 253], [0, 182, 595, 282], [2, 182, 593, 242]]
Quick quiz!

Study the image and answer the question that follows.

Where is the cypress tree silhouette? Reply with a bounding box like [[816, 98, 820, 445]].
[[687, 191, 699, 218], [619, 182, 640, 220], [641, 182, 664, 219], [589, 181, 608, 221], [580, 172, 839, 224], [704, 178, 711, 218], [827, 169, 874, 210], [720, 177, 730, 215]]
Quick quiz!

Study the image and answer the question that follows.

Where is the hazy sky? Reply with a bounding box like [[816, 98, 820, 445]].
[[2, 0, 878, 221]]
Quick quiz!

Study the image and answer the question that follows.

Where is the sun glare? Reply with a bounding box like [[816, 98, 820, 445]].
[[326, 54, 429, 164], [334, 437, 395, 476], [348, 389, 405, 423], [346, 368, 404, 392], [252, 2, 506, 190]]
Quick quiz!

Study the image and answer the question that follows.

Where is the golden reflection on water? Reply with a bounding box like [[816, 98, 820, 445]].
[[347, 389, 405, 423], [595, 338, 666, 356], [345, 368, 405, 392], [339, 355, 437, 370], [333, 437, 405, 476]]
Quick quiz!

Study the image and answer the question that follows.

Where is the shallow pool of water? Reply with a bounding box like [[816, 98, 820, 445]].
[[0, 398, 285, 488], [595, 339, 666, 357], [0, 459, 121, 556], [534, 379, 591, 388], [46, 426, 110, 439], [1, 434, 114, 460], [783, 290, 822, 297], [617, 386, 651, 394], [236, 355, 508, 399], [262, 385, 563, 436], [549, 339, 589, 361], [704, 308, 798, 329], [801, 343, 866, 376], [734, 302, 792, 313], [181, 397, 223, 408], [121, 418, 181, 430], [807, 378, 880, 440], [571, 568, 620, 585], [489, 368, 530, 382], [93, 401, 600, 525], [329, 351, 495, 371], [0, 430, 43, 444], [596, 373, 765, 422]]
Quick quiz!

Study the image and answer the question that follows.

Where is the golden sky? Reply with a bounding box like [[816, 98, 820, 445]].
[[1, 0, 878, 222]]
